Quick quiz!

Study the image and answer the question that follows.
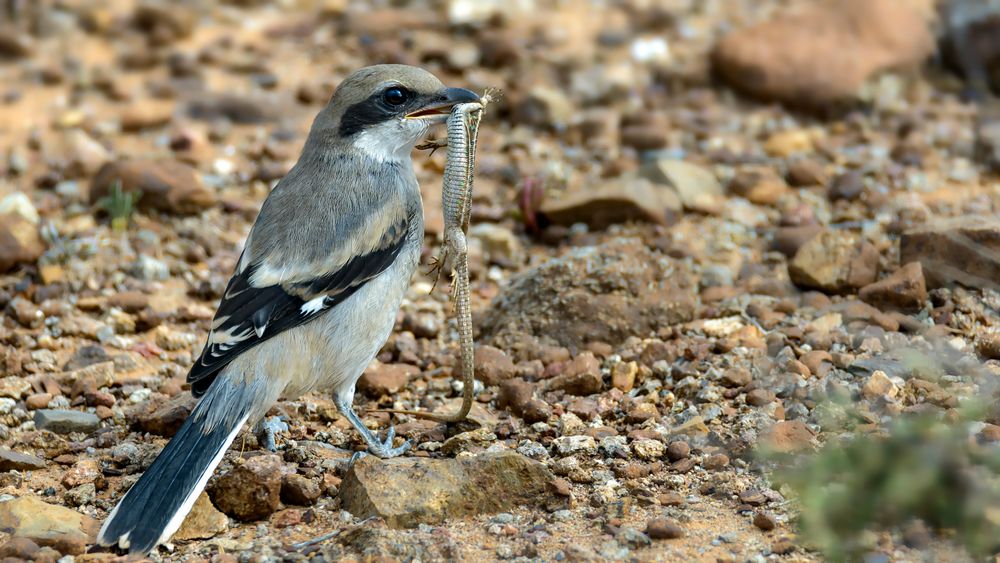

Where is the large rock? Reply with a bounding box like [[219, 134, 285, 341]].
[[479, 238, 696, 353], [341, 451, 556, 528], [712, 0, 934, 107], [0, 213, 44, 273], [90, 159, 216, 215], [899, 217, 1000, 290], [208, 454, 284, 521], [358, 363, 419, 397], [789, 230, 878, 293], [538, 175, 680, 229], [0, 496, 99, 555]]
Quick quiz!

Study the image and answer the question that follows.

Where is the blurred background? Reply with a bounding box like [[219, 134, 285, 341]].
[[0, 0, 999, 561]]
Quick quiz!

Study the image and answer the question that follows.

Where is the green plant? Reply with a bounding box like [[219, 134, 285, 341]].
[[97, 180, 140, 233], [769, 409, 1000, 561]]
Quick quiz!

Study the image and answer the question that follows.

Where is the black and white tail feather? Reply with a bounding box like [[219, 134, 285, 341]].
[[96, 380, 256, 554]]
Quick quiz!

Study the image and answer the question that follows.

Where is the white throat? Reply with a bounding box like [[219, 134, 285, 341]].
[[351, 118, 429, 163]]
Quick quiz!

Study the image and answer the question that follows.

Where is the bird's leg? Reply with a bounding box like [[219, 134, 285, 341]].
[[253, 415, 290, 452], [334, 395, 410, 458]]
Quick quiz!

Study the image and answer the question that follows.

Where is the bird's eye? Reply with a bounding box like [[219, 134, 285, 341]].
[[382, 87, 409, 106]]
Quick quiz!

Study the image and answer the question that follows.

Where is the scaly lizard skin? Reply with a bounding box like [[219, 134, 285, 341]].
[[375, 97, 488, 424]]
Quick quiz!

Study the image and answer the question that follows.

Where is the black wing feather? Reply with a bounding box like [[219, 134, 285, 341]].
[[187, 225, 407, 396]]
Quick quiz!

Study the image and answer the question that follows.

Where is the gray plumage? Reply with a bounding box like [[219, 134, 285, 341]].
[[97, 64, 480, 555]]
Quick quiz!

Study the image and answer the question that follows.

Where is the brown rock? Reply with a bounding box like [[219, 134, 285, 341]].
[[729, 168, 789, 206], [764, 420, 817, 453], [358, 363, 419, 397], [0, 449, 45, 471], [611, 361, 637, 392], [646, 518, 684, 540], [789, 230, 878, 293], [547, 353, 603, 396], [712, 0, 934, 107], [828, 170, 865, 201], [899, 217, 1000, 290], [640, 159, 724, 212], [0, 537, 40, 559], [746, 389, 776, 406], [107, 291, 150, 313], [174, 492, 228, 541], [134, 394, 197, 437], [481, 238, 697, 350], [657, 491, 685, 506], [786, 159, 827, 187], [498, 378, 534, 417], [665, 441, 690, 461], [0, 496, 98, 554], [120, 100, 174, 131], [90, 159, 216, 215], [753, 511, 778, 531], [209, 454, 284, 521], [538, 175, 680, 229], [859, 261, 927, 311], [281, 474, 321, 506], [474, 346, 516, 386], [61, 460, 101, 488], [703, 453, 730, 470], [0, 214, 44, 273], [341, 451, 556, 528], [721, 367, 752, 388], [770, 225, 822, 258]]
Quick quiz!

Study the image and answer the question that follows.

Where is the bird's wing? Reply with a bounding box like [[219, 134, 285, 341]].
[[186, 214, 409, 396]]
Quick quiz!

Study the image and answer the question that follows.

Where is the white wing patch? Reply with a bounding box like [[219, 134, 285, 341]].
[[301, 296, 328, 315]]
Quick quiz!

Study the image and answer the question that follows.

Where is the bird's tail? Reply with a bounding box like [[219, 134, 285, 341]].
[[97, 380, 256, 555]]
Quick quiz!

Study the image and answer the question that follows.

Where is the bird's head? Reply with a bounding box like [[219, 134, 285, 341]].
[[313, 64, 480, 162]]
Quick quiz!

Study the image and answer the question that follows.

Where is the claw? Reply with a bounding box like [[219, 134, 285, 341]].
[[367, 426, 410, 458]]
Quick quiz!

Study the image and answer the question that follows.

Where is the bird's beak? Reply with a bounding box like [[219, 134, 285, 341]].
[[405, 87, 481, 120]]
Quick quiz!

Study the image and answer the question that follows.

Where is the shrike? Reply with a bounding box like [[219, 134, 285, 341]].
[[98, 64, 480, 555]]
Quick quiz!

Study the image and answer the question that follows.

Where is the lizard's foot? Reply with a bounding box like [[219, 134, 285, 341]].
[[255, 415, 290, 452]]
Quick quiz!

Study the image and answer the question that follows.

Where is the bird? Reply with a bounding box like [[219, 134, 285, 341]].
[[97, 64, 481, 555]]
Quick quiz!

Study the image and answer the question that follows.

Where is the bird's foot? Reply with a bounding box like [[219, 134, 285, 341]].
[[364, 426, 411, 458], [255, 415, 290, 452]]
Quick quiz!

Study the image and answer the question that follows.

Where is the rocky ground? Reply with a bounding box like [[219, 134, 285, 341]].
[[1, 0, 1000, 561]]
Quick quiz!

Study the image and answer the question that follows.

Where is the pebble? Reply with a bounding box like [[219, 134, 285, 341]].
[[209, 455, 284, 521], [553, 435, 597, 457], [900, 217, 1000, 290], [33, 410, 100, 435], [632, 439, 665, 461], [0, 214, 44, 273], [0, 448, 46, 471], [859, 262, 927, 312], [646, 518, 684, 540], [90, 159, 216, 215], [789, 230, 878, 293], [753, 511, 778, 531], [474, 346, 517, 386], [0, 495, 98, 554], [358, 363, 419, 397], [174, 492, 229, 541]]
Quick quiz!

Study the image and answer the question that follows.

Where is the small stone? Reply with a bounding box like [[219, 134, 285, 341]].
[[358, 363, 419, 397], [470, 224, 524, 266], [0, 537, 40, 559], [135, 394, 197, 437], [120, 100, 175, 131], [0, 213, 44, 273], [209, 454, 284, 521], [341, 451, 556, 528], [61, 460, 101, 488], [703, 453, 730, 470], [862, 370, 899, 399], [721, 368, 752, 387], [90, 159, 216, 215], [107, 291, 150, 313], [789, 230, 878, 293], [632, 439, 665, 461], [665, 441, 690, 461], [0, 496, 98, 554], [746, 389, 776, 406], [0, 449, 45, 471], [646, 518, 684, 540], [625, 402, 658, 423], [859, 262, 927, 312], [753, 511, 778, 531], [764, 129, 814, 158], [538, 175, 680, 229], [441, 427, 498, 456], [640, 159, 724, 212], [174, 492, 229, 541], [828, 170, 865, 201], [786, 159, 827, 187], [553, 435, 597, 457], [547, 353, 603, 396], [474, 346, 516, 386], [764, 421, 816, 453], [34, 410, 100, 435], [281, 474, 321, 506], [498, 378, 534, 418], [611, 362, 637, 392], [657, 491, 685, 506]]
